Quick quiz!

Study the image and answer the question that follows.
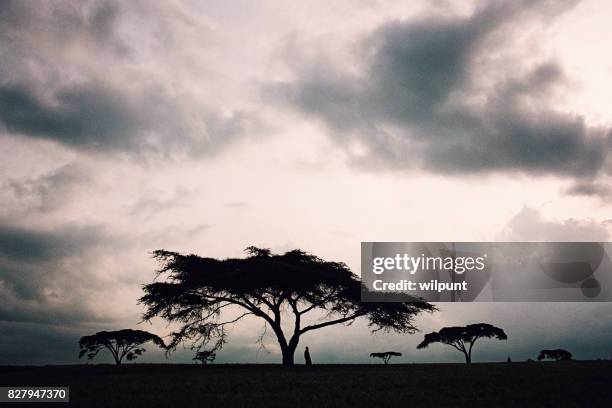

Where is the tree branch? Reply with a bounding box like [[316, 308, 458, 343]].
[[446, 342, 466, 353], [218, 312, 254, 326], [104, 343, 119, 364], [468, 338, 477, 357], [300, 313, 362, 334], [289, 300, 301, 343], [297, 289, 340, 315]]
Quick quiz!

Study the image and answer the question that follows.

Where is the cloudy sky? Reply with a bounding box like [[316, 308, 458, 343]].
[[2, 0, 612, 365]]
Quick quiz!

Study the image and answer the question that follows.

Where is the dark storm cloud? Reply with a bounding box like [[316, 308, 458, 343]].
[[0, 224, 102, 262], [0, 80, 257, 155], [0, 0, 256, 156], [565, 181, 612, 198], [269, 0, 606, 179], [0, 83, 142, 150], [0, 321, 85, 365], [0, 224, 118, 325]]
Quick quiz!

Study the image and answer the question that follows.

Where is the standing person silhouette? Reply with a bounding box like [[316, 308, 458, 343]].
[[304, 346, 312, 366]]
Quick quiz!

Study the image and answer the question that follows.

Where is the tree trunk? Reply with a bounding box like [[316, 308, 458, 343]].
[[280, 337, 299, 366], [282, 349, 295, 366], [465, 353, 471, 364], [269, 318, 299, 366]]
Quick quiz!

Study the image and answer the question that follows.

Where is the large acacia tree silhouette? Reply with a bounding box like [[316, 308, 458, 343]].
[[370, 351, 402, 364], [78, 329, 165, 366], [417, 323, 507, 364], [140, 247, 435, 366], [537, 349, 572, 361]]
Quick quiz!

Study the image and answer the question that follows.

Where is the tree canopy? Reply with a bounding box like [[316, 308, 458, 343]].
[[537, 349, 572, 361], [417, 323, 507, 364], [370, 351, 402, 364], [78, 329, 165, 366], [139, 247, 435, 365]]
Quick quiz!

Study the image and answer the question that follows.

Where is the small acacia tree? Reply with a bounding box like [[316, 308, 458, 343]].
[[78, 329, 165, 366], [537, 349, 572, 361], [140, 247, 435, 366], [370, 351, 402, 364], [417, 323, 507, 364], [193, 350, 216, 365]]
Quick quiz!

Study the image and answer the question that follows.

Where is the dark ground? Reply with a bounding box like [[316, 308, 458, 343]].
[[1, 361, 611, 407]]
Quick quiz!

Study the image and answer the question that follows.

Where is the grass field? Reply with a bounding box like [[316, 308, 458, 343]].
[[1, 362, 611, 407]]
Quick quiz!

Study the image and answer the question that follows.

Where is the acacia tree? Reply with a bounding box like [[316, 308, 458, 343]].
[[193, 350, 216, 365], [140, 247, 435, 366], [537, 349, 572, 361], [370, 351, 402, 364], [417, 323, 507, 364], [78, 329, 165, 366]]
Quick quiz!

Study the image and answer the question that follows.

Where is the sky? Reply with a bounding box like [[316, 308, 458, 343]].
[[1, 0, 612, 365]]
